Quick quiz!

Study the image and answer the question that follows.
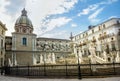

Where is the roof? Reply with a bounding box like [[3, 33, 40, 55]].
[[37, 37, 71, 42], [0, 21, 7, 30]]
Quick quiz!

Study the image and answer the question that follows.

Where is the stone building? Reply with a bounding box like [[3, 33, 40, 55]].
[[0, 21, 7, 67], [5, 8, 71, 66], [73, 18, 120, 64]]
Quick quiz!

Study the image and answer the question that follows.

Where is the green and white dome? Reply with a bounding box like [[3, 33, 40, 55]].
[[15, 8, 33, 28]]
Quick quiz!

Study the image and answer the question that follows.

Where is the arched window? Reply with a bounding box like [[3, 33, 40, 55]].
[[16, 28, 19, 32], [23, 28, 26, 33], [22, 37, 27, 45], [30, 30, 32, 33]]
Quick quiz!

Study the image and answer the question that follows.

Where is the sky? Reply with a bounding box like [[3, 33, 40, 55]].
[[0, 0, 120, 39]]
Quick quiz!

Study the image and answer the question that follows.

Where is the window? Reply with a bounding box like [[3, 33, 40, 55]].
[[1, 51, 2, 55], [104, 32, 106, 37], [23, 29, 26, 33], [103, 24, 106, 28], [92, 29, 94, 33], [111, 42, 116, 51], [111, 38, 116, 51], [117, 20, 119, 24], [1, 39, 3, 48], [22, 37, 27, 45], [83, 34, 84, 37], [99, 26, 101, 30], [15, 28, 19, 32], [2, 30, 4, 35], [86, 32, 88, 36], [30, 30, 32, 33], [118, 29, 120, 35]]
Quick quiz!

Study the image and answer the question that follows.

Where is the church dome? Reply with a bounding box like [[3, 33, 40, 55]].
[[15, 8, 33, 28]]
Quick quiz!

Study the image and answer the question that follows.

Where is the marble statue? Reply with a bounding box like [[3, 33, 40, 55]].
[[89, 44, 96, 71], [40, 54, 44, 64], [115, 51, 120, 63], [103, 51, 107, 62], [8, 58, 13, 66]]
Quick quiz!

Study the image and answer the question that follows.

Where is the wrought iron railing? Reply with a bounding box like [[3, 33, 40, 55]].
[[1, 62, 120, 79]]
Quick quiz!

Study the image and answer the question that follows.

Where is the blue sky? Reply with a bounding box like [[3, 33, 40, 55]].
[[0, 0, 120, 39]]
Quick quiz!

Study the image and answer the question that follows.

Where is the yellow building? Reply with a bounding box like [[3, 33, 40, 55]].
[[0, 21, 7, 67]]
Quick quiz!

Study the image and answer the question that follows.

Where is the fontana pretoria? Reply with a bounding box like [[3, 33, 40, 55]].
[[3, 8, 120, 66]]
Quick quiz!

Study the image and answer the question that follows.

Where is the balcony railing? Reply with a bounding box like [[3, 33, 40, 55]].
[[98, 34, 115, 40], [91, 39, 96, 42]]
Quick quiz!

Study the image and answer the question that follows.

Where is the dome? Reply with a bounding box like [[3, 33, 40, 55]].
[[15, 8, 33, 28]]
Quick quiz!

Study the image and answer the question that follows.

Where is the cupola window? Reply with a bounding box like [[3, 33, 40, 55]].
[[30, 30, 32, 33], [23, 28, 26, 33], [16, 28, 19, 32]]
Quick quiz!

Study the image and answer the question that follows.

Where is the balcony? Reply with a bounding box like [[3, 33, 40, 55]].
[[79, 43, 82, 47], [82, 42, 86, 46], [79, 42, 87, 47], [98, 34, 115, 40], [91, 39, 96, 42]]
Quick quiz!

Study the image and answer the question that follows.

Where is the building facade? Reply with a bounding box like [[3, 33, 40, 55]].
[[73, 18, 120, 64], [0, 21, 7, 67], [5, 9, 72, 66]]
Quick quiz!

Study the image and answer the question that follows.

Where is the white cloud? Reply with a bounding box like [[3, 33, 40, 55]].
[[0, 0, 26, 36], [88, 8, 103, 20], [0, 0, 14, 36], [25, 0, 77, 24], [0, 0, 77, 38], [37, 17, 71, 35], [79, 0, 87, 2], [77, 0, 118, 17], [40, 30, 69, 39], [99, 0, 118, 5], [71, 23, 77, 27], [77, 4, 99, 16], [108, 16, 117, 19], [25, 0, 77, 36], [0, 0, 10, 12], [88, 8, 104, 24]]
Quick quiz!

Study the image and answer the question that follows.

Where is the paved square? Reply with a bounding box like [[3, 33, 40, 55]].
[[0, 75, 120, 81]]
